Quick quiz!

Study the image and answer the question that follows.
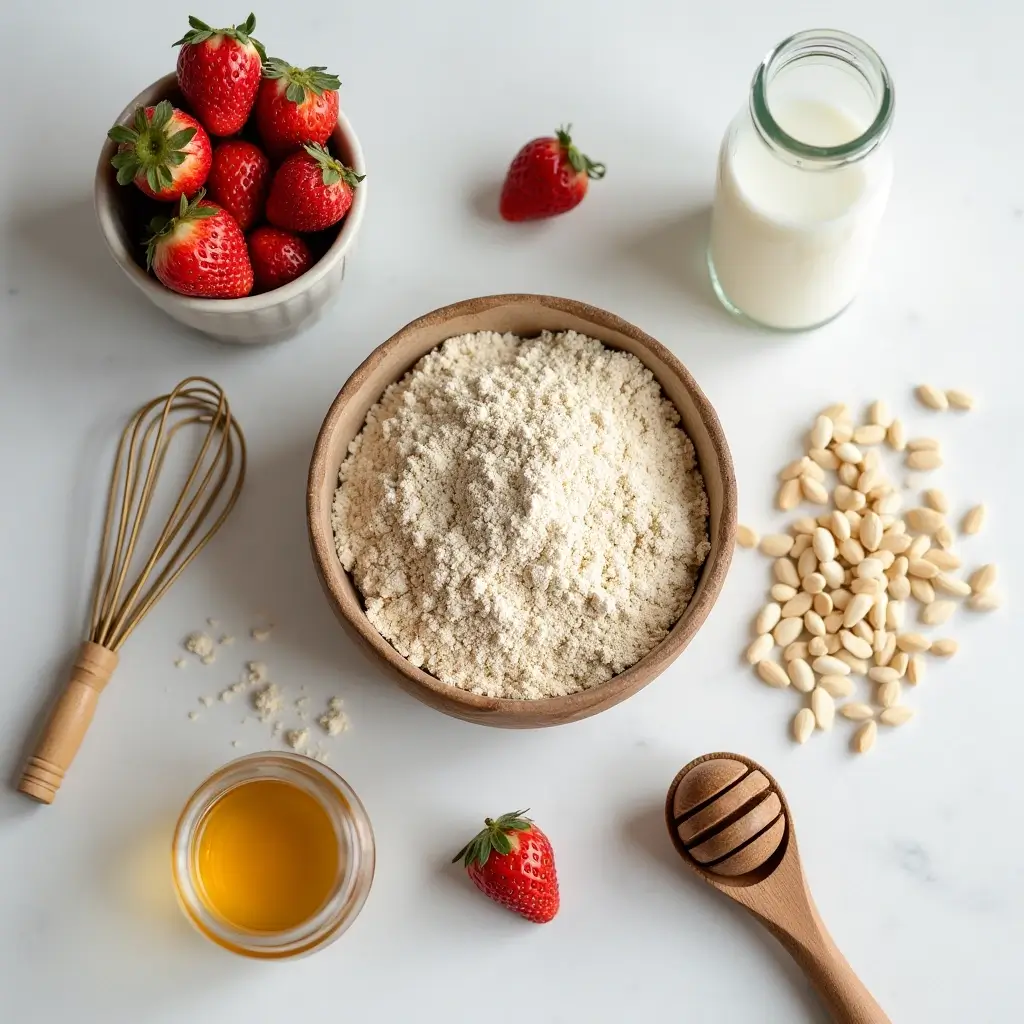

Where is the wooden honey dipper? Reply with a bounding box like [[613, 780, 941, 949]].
[[18, 378, 245, 805], [666, 753, 890, 1024]]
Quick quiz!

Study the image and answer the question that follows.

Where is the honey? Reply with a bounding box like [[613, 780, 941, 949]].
[[195, 778, 340, 933], [173, 753, 375, 958]]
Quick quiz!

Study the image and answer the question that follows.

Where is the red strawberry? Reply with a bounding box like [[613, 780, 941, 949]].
[[255, 58, 341, 159], [248, 226, 312, 292], [499, 125, 605, 222], [205, 140, 271, 231], [452, 810, 559, 924], [174, 13, 266, 137], [146, 190, 253, 298], [265, 143, 363, 233], [107, 100, 212, 201]]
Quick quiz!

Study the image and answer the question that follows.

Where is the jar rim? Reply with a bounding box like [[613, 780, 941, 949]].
[[750, 29, 894, 168], [171, 752, 375, 959]]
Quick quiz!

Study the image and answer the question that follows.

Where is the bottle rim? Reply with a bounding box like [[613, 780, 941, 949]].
[[171, 752, 375, 959], [749, 29, 894, 168]]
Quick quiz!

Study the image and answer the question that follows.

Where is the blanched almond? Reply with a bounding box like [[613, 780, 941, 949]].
[[908, 535, 932, 560], [896, 632, 931, 653], [945, 388, 975, 411], [796, 548, 817, 579], [809, 447, 841, 470], [757, 660, 790, 688], [909, 559, 940, 580], [851, 578, 884, 597], [884, 552, 905, 575], [801, 459, 825, 482], [804, 611, 826, 637], [856, 558, 884, 580], [852, 620, 873, 643], [852, 720, 877, 753], [824, 611, 844, 634], [923, 488, 948, 514], [934, 574, 971, 598], [755, 603, 782, 634], [827, 510, 851, 542], [870, 666, 900, 684], [810, 415, 834, 450], [840, 631, 873, 660], [858, 511, 883, 552], [930, 638, 958, 657], [820, 561, 845, 589], [876, 633, 897, 667], [782, 593, 813, 618], [885, 599, 906, 631], [920, 600, 955, 626], [834, 485, 866, 511], [968, 564, 997, 593], [879, 532, 911, 554], [801, 476, 830, 505], [879, 706, 914, 727], [813, 592, 833, 616], [821, 402, 849, 421], [835, 650, 868, 675], [890, 651, 909, 677], [868, 400, 892, 427], [907, 654, 924, 685], [832, 419, 854, 444], [887, 418, 906, 451], [829, 590, 850, 611], [773, 617, 805, 646], [791, 535, 812, 558], [774, 558, 801, 588], [889, 575, 911, 600], [907, 437, 941, 452], [779, 459, 807, 481], [811, 687, 835, 730], [916, 384, 949, 411], [746, 633, 774, 664], [760, 534, 794, 557], [841, 702, 875, 721], [825, 634, 841, 654], [876, 678, 901, 708], [910, 578, 936, 604], [856, 467, 881, 494], [924, 549, 960, 570], [853, 424, 886, 445], [808, 636, 828, 657], [961, 504, 986, 536], [834, 442, 863, 464], [839, 538, 866, 566], [838, 462, 860, 487], [907, 450, 944, 471], [874, 492, 902, 516], [787, 658, 816, 693], [934, 524, 955, 550], [813, 655, 850, 676], [967, 592, 1001, 611], [869, 592, 888, 631], [736, 524, 759, 548], [784, 641, 810, 662], [802, 572, 827, 595], [792, 707, 816, 744], [817, 674, 853, 698], [810, 527, 834, 563], [843, 593, 874, 627], [777, 478, 802, 511], [771, 583, 798, 602], [906, 508, 945, 534]]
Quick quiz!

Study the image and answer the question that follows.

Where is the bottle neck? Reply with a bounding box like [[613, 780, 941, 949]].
[[749, 29, 894, 171]]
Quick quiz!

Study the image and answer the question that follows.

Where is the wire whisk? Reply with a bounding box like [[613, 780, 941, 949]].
[[19, 377, 246, 804]]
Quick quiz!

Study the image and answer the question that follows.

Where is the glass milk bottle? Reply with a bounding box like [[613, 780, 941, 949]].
[[708, 30, 895, 331]]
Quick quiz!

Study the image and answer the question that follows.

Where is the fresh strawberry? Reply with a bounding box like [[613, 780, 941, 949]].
[[107, 100, 212, 201], [146, 190, 253, 298], [255, 58, 341, 159], [205, 140, 271, 231], [452, 810, 559, 924], [499, 125, 605, 222], [265, 143, 363, 232], [174, 13, 266, 136], [248, 226, 312, 292]]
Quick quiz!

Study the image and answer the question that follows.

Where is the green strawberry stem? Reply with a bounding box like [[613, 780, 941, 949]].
[[173, 12, 267, 62], [144, 189, 219, 270], [452, 810, 533, 868], [556, 124, 606, 180], [108, 101, 198, 193], [303, 143, 365, 188], [263, 57, 341, 104]]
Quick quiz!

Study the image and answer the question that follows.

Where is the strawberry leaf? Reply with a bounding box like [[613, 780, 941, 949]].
[[107, 125, 137, 145], [166, 127, 198, 149], [150, 101, 173, 129], [133, 107, 149, 133], [116, 164, 137, 186], [285, 81, 306, 104]]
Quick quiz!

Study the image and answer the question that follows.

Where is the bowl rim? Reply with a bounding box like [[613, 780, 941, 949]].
[[307, 294, 737, 721], [93, 71, 367, 312]]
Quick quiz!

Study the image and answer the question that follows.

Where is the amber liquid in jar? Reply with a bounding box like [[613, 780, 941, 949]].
[[196, 778, 340, 932]]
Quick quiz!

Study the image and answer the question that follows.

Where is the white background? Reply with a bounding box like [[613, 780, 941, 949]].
[[2, 1, 1022, 1021]]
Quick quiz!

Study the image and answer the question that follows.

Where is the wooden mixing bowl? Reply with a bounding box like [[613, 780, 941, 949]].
[[307, 294, 737, 727]]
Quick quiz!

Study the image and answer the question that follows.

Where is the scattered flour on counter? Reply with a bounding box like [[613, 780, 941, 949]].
[[184, 632, 216, 663], [332, 329, 710, 699]]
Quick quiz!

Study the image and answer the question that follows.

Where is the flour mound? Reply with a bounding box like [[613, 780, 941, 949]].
[[332, 330, 710, 699]]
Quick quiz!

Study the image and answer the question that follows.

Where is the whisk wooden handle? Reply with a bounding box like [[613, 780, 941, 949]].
[[18, 642, 118, 805]]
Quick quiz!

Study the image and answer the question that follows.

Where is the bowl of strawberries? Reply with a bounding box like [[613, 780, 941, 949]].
[[95, 13, 366, 345]]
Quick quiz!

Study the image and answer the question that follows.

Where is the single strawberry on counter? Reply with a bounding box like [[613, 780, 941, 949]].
[[108, 100, 212, 201], [255, 58, 341, 159], [174, 13, 266, 136], [452, 810, 559, 924], [146, 190, 253, 298], [205, 140, 271, 231], [248, 226, 312, 292], [499, 125, 605, 222], [266, 143, 363, 232]]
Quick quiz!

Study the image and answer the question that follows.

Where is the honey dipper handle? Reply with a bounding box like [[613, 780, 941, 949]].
[[18, 641, 118, 805], [773, 898, 891, 1024]]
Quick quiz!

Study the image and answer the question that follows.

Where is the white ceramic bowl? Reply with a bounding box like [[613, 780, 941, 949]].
[[94, 73, 367, 345]]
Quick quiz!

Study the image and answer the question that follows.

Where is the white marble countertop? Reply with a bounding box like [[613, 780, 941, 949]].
[[2, 1, 1021, 1020]]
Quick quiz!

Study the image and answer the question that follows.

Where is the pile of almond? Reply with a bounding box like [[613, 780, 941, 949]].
[[738, 387, 1000, 754]]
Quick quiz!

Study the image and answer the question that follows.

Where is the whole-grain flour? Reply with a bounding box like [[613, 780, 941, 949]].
[[332, 330, 710, 699]]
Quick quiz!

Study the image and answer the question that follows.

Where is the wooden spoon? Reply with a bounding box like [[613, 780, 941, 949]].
[[665, 752, 890, 1024]]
